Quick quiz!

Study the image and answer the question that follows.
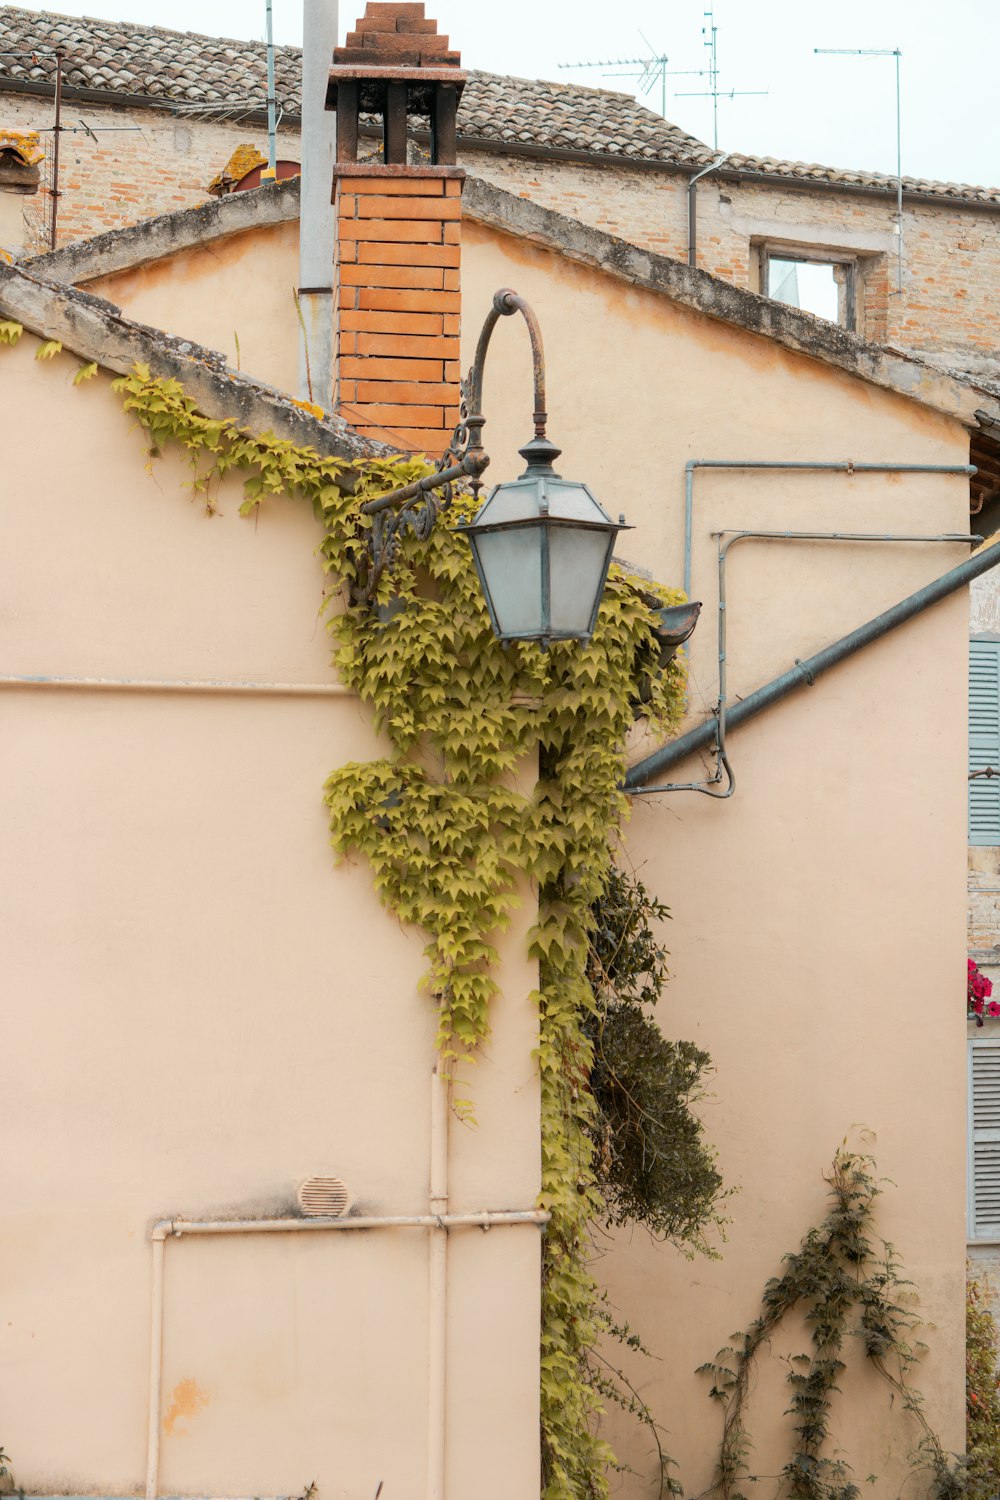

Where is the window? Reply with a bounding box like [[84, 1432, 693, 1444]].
[[970, 638, 1000, 845], [969, 1038, 1000, 1240], [757, 241, 857, 330]]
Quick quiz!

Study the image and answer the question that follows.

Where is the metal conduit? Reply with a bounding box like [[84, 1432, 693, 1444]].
[[682, 459, 977, 598], [626, 534, 1000, 792]]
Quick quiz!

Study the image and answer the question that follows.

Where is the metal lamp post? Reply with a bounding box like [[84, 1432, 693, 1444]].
[[357, 289, 629, 645]]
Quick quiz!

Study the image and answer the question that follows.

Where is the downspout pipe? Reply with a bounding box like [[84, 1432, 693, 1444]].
[[688, 154, 729, 268], [428, 1067, 449, 1500], [625, 537, 1000, 790], [298, 0, 338, 408]]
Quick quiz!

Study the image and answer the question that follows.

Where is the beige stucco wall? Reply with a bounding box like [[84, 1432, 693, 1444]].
[[0, 338, 541, 1497], [457, 222, 968, 1495], [2, 206, 974, 1497], [88, 218, 302, 402]]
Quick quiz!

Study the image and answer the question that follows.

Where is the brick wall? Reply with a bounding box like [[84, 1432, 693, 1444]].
[[0, 91, 302, 250], [335, 169, 461, 452], [4, 87, 999, 378]]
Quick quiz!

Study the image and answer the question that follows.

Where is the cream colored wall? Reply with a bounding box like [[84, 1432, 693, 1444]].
[[89, 219, 302, 401], [456, 223, 967, 1495], [0, 339, 540, 1497], [9, 211, 973, 1496]]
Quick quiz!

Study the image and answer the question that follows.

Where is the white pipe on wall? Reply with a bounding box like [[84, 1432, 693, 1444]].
[[0, 674, 354, 698], [143, 1205, 548, 1499], [427, 1067, 450, 1500]]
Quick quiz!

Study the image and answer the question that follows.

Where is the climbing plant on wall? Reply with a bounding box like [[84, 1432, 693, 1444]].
[[698, 1149, 965, 1500], [103, 359, 693, 1499]]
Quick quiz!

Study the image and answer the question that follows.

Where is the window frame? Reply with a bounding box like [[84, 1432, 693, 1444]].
[[755, 239, 859, 332]]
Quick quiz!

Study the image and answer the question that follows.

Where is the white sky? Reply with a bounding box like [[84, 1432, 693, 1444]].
[[37, 0, 1000, 189]]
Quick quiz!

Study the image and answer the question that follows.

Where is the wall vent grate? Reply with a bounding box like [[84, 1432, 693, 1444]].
[[297, 1176, 352, 1218]]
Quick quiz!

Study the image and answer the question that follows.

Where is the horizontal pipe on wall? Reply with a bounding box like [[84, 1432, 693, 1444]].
[[152, 1209, 549, 1239], [627, 536, 1000, 790], [0, 673, 354, 697], [682, 458, 977, 598]]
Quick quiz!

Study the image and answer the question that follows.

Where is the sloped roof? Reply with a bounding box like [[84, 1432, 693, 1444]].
[[3, 5, 996, 204], [0, 5, 708, 160]]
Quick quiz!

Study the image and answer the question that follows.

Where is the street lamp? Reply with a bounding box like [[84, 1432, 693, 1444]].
[[358, 289, 629, 645]]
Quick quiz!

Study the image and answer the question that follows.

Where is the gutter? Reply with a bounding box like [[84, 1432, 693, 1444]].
[[625, 536, 1000, 790]]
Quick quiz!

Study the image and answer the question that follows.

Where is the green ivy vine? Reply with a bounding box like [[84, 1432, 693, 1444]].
[[698, 1149, 964, 1500], [103, 361, 689, 1498]]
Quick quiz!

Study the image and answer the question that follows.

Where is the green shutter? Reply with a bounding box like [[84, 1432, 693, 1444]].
[[970, 640, 1000, 845]]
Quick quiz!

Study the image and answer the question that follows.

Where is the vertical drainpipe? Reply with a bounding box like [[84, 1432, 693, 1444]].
[[427, 1065, 449, 1500], [687, 153, 729, 269], [298, 0, 339, 409]]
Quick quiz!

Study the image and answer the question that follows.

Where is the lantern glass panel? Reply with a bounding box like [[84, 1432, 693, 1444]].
[[471, 524, 543, 639], [547, 524, 615, 637]]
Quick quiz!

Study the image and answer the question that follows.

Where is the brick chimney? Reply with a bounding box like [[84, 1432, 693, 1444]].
[[327, 2, 465, 454]]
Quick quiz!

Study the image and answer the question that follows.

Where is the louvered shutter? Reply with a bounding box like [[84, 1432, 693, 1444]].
[[969, 1039, 1000, 1239], [970, 640, 1000, 845]]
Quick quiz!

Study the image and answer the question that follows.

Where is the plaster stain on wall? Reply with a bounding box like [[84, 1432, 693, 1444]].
[[163, 1377, 211, 1436]]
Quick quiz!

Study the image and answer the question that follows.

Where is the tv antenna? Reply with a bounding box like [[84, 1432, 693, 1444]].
[[559, 32, 703, 120], [814, 47, 903, 293], [674, 5, 767, 149]]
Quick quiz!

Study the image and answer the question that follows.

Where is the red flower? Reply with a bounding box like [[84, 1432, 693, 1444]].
[[969, 959, 995, 1025]]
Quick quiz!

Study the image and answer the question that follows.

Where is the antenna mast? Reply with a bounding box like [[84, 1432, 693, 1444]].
[[814, 47, 903, 293], [558, 33, 704, 120], [674, 5, 767, 150]]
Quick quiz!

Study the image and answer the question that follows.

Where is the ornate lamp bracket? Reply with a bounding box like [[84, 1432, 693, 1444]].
[[354, 289, 546, 604]]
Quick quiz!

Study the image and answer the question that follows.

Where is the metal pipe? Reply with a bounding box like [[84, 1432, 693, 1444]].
[[144, 1234, 165, 1500], [298, 0, 338, 407], [49, 48, 62, 249], [265, 0, 277, 175], [626, 535, 1000, 790], [428, 1068, 449, 1500], [682, 458, 977, 598], [687, 153, 729, 268], [637, 528, 979, 798], [143, 1204, 548, 1498], [895, 48, 904, 294], [152, 1210, 547, 1238], [0, 673, 354, 697]]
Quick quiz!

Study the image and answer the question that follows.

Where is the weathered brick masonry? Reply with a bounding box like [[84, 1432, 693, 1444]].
[[335, 169, 461, 451]]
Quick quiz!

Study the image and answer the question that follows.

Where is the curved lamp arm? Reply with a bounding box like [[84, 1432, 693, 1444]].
[[355, 288, 550, 602], [466, 288, 548, 445]]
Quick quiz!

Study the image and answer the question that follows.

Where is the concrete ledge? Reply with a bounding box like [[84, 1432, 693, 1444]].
[[461, 174, 1000, 429], [24, 167, 1000, 431], [0, 260, 393, 465]]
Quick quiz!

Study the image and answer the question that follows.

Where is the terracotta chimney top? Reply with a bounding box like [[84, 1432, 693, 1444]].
[[327, 2, 466, 166], [334, 3, 461, 69]]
